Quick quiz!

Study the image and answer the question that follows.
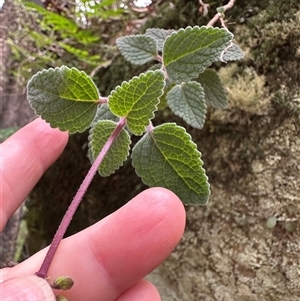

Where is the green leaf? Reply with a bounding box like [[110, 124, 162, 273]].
[[59, 42, 102, 65], [26, 2, 78, 33], [221, 43, 245, 62], [59, 42, 89, 58], [132, 123, 210, 205], [157, 81, 175, 110], [25, 2, 100, 46], [71, 30, 101, 46], [216, 6, 225, 13], [93, 104, 119, 124], [167, 81, 207, 130], [92, 0, 117, 8], [82, 0, 124, 19], [116, 35, 158, 65], [27, 66, 99, 133], [89, 120, 131, 177], [163, 26, 233, 83], [146, 28, 175, 52], [108, 70, 165, 135], [198, 68, 227, 109]]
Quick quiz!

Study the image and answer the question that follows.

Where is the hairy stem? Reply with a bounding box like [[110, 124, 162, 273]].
[[36, 118, 126, 278], [198, 0, 210, 17]]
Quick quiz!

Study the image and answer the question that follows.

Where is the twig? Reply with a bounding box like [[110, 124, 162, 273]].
[[198, 0, 210, 17], [207, 0, 236, 28]]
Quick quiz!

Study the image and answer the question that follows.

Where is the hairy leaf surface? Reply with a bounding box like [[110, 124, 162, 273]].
[[116, 35, 158, 65], [132, 123, 210, 204], [198, 69, 227, 109], [167, 82, 207, 129], [146, 28, 175, 52], [93, 104, 119, 124], [222, 43, 245, 62], [163, 26, 233, 83], [89, 120, 131, 177], [27, 66, 99, 133], [108, 70, 165, 135]]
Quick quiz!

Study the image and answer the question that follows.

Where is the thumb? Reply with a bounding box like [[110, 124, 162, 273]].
[[0, 275, 56, 301]]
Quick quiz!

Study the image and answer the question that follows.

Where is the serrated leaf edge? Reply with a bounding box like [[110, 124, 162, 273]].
[[88, 120, 131, 177], [116, 34, 158, 64], [108, 70, 165, 134], [197, 68, 228, 109], [163, 25, 233, 65], [28, 66, 100, 102], [167, 81, 207, 130], [27, 66, 99, 133], [132, 123, 210, 204]]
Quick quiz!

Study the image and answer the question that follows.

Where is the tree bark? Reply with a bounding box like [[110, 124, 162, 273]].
[[148, 101, 300, 301], [0, 0, 35, 129], [147, 2, 300, 299], [0, 0, 34, 267]]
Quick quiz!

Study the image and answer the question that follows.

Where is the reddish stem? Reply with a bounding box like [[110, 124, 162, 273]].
[[36, 118, 126, 278], [155, 54, 162, 63], [98, 97, 108, 104], [206, 0, 236, 27]]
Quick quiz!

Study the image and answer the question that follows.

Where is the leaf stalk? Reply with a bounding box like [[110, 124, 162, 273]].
[[36, 118, 126, 278]]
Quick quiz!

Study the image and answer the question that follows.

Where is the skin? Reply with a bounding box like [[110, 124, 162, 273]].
[[0, 118, 186, 301]]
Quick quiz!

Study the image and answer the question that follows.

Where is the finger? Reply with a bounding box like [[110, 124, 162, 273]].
[[115, 279, 161, 301], [0, 118, 68, 230], [0, 275, 56, 301], [5, 188, 186, 301]]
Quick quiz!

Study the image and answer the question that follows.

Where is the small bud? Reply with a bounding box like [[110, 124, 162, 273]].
[[52, 276, 74, 290], [216, 6, 225, 14], [56, 296, 69, 301]]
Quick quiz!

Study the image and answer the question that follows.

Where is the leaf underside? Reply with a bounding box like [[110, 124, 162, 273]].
[[116, 34, 158, 65], [108, 70, 165, 135], [27, 66, 99, 133], [167, 81, 207, 130], [222, 43, 245, 62], [132, 123, 210, 205], [89, 120, 131, 177], [145, 28, 176, 52], [93, 104, 120, 125], [163, 26, 233, 83], [197, 68, 227, 109]]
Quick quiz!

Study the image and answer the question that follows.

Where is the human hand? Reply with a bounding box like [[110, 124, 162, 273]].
[[0, 118, 186, 301]]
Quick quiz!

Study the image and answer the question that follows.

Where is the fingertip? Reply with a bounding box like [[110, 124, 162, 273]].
[[143, 187, 185, 212], [2, 188, 186, 301], [135, 187, 186, 236], [0, 275, 56, 301], [2, 118, 69, 169], [115, 279, 161, 301], [30, 118, 69, 151], [0, 118, 68, 231]]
